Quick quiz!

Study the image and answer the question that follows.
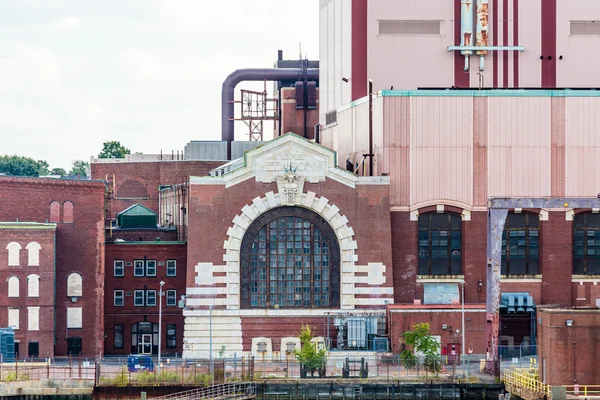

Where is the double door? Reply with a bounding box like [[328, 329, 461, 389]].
[[138, 334, 152, 355]]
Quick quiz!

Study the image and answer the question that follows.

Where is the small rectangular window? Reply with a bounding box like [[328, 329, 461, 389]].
[[134, 290, 145, 306], [134, 260, 145, 276], [146, 290, 157, 306], [114, 260, 124, 277], [166, 324, 177, 349], [114, 290, 124, 307], [114, 325, 124, 349], [166, 260, 176, 277], [166, 290, 177, 306], [27, 307, 40, 331], [67, 307, 82, 329], [146, 260, 157, 277]]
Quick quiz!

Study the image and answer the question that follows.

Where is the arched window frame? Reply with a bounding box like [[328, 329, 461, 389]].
[[50, 201, 60, 223], [63, 201, 74, 224], [67, 273, 83, 297], [240, 207, 340, 309], [6, 242, 21, 266], [28, 274, 40, 298], [574, 212, 600, 275], [26, 242, 41, 266], [501, 212, 540, 276], [8, 276, 20, 298], [417, 212, 463, 275]]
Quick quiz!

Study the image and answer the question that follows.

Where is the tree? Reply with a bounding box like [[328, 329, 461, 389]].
[[400, 323, 441, 375], [69, 160, 89, 178], [98, 141, 131, 159], [50, 167, 67, 176], [0, 155, 50, 177], [294, 325, 327, 378]]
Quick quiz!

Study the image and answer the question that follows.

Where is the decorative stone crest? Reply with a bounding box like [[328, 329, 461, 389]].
[[277, 163, 305, 205]]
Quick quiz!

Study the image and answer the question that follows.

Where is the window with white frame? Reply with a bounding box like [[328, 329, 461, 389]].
[[6, 242, 21, 266], [146, 290, 157, 306], [114, 290, 124, 306], [114, 260, 124, 277], [28, 307, 39, 331], [8, 276, 19, 298], [26, 242, 41, 266], [134, 260, 144, 276], [28, 274, 40, 297], [146, 260, 157, 277], [166, 260, 176, 276], [67, 307, 82, 329], [67, 273, 82, 297], [166, 290, 177, 306], [134, 290, 145, 306], [8, 308, 19, 329]]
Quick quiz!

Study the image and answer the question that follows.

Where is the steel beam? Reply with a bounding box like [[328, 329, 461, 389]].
[[485, 197, 600, 376]]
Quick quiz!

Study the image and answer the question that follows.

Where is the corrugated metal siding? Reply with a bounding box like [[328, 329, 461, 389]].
[[184, 141, 227, 161], [378, 20, 441, 35], [231, 141, 263, 160], [487, 97, 551, 198], [384, 96, 410, 206], [565, 97, 600, 196], [410, 97, 473, 206]]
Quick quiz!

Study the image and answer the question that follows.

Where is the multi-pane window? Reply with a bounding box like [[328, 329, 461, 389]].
[[166, 290, 177, 306], [249, 216, 331, 308], [146, 260, 157, 277], [574, 213, 600, 275], [114, 325, 124, 349], [501, 213, 540, 275], [166, 324, 176, 349], [146, 290, 157, 306], [418, 213, 462, 275], [134, 260, 144, 276], [114, 290, 124, 306], [166, 260, 176, 277], [114, 260, 124, 277], [134, 290, 145, 306]]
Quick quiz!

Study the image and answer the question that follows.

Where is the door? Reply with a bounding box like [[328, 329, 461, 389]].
[[14, 342, 19, 359], [139, 334, 152, 355], [67, 337, 82, 356], [28, 342, 39, 358]]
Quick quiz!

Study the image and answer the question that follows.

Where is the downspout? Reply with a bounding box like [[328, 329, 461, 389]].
[[461, 0, 474, 71], [476, 0, 489, 71], [221, 68, 319, 160]]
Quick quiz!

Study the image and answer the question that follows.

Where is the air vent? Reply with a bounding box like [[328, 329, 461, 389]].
[[125, 262, 133, 267], [571, 21, 600, 35], [379, 20, 441, 35], [126, 292, 133, 297], [325, 110, 337, 125]]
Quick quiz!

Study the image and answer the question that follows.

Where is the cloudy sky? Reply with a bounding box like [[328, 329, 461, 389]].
[[0, 0, 319, 170]]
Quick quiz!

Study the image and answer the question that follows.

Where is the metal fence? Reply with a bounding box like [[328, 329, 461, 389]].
[[0, 357, 96, 382]]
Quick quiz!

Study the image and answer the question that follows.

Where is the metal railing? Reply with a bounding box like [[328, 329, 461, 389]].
[[151, 382, 256, 400], [564, 385, 600, 397], [502, 368, 551, 398]]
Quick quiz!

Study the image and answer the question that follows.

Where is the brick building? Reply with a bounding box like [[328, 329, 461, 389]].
[[104, 241, 186, 356], [0, 177, 106, 357], [0, 222, 56, 358]]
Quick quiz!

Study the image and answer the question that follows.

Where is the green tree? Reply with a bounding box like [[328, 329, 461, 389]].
[[50, 167, 67, 176], [69, 160, 89, 178], [98, 141, 131, 159], [294, 325, 327, 378], [400, 323, 441, 375], [0, 155, 50, 177]]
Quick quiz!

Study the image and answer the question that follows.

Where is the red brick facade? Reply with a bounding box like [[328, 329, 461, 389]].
[[0, 224, 56, 357], [0, 176, 106, 357], [104, 242, 186, 356]]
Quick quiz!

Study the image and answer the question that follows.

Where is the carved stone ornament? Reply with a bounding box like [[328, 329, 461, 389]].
[[276, 164, 305, 205]]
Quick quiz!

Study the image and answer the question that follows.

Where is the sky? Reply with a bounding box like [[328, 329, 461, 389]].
[[0, 0, 319, 170]]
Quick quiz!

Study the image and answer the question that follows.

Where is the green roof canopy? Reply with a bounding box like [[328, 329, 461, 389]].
[[117, 204, 157, 229]]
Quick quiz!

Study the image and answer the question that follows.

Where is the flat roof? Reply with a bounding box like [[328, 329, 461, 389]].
[[106, 241, 186, 245], [0, 222, 57, 230]]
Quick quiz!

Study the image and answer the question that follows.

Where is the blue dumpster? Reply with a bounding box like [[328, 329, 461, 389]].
[[0, 328, 15, 362]]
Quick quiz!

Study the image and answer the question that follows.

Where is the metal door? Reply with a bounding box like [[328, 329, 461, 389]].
[[139, 334, 152, 355]]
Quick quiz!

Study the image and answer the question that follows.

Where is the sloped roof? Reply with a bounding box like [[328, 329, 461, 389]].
[[117, 203, 156, 217]]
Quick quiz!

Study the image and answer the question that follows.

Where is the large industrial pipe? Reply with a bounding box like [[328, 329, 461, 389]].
[[461, 0, 474, 72], [221, 68, 319, 160], [476, 0, 489, 71]]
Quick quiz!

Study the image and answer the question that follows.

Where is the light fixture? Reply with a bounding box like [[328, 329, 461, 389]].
[[341, 77, 349, 83], [566, 319, 573, 327]]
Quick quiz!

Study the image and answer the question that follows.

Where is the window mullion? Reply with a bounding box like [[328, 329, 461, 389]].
[[265, 226, 271, 308]]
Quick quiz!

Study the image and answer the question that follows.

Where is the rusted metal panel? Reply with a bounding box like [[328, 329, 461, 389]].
[[461, 0, 474, 55], [476, 0, 489, 55]]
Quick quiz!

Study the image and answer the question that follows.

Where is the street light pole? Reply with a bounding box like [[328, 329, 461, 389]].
[[461, 280, 466, 362], [209, 304, 213, 386], [158, 280, 165, 373]]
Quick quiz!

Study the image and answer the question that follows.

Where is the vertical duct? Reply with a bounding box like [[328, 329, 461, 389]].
[[461, 0, 474, 72], [476, 0, 489, 71]]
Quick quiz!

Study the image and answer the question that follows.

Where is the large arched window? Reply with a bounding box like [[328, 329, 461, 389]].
[[28, 274, 40, 297], [418, 213, 462, 275], [26, 242, 41, 266], [574, 213, 600, 275], [8, 276, 19, 297], [67, 273, 83, 297], [240, 207, 340, 309], [6, 242, 21, 266], [501, 213, 540, 275]]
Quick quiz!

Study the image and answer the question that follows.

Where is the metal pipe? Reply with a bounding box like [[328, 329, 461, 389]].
[[476, 0, 489, 71], [448, 45, 525, 51], [221, 68, 319, 159], [209, 304, 213, 385], [368, 79, 373, 176], [461, 0, 474, 72], [461, 280, 466, 362]]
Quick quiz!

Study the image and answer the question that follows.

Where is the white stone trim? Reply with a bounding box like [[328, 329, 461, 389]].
[[461, 210, 471, 221], [514, 208, 522, 214], [436, 205, 445, 213], [410, 209, 419, 221], [539, 209, 549, 221], [566, 209, 575, 221]]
